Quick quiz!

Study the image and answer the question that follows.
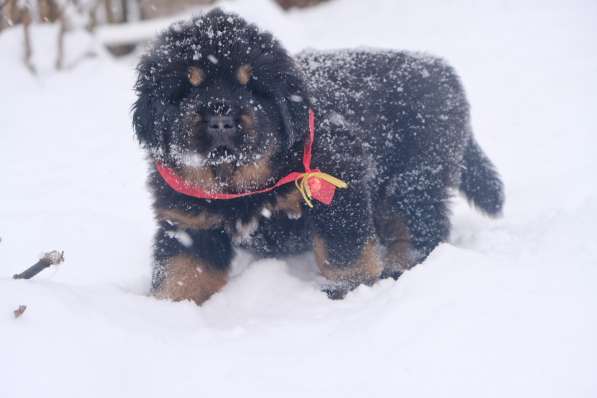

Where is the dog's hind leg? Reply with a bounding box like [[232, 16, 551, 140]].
[[376, 162, 453, 279], [374, 211, 417, 279]]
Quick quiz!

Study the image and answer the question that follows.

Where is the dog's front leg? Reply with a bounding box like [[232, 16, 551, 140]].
[[312, 186, 383, 299], [151, 220, 233, 305]]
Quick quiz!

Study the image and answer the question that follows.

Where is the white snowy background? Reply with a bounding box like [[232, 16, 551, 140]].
[[1, 0, 596, 397]]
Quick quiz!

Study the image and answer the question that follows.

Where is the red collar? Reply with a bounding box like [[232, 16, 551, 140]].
[[155, 109, 347, 207]]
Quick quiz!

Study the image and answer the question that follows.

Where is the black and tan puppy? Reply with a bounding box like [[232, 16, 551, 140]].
[[132, 9, 504, 304]]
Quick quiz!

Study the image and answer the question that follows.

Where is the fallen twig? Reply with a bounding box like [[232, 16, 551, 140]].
[[13, 305, 27, 318], [13, 250, 64, 279]]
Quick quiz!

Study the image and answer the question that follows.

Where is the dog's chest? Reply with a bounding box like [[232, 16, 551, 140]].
[[157, 189, 308, 253], [231, 189, 305, 245]]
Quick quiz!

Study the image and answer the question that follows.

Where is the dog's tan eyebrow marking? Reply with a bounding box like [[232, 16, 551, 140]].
[[240, 112, 255, 128], [188, 66, 205, 86], [237, 64, 253, 85]]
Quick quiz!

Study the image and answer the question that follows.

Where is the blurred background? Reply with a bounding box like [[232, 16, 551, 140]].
[[0, 0, 330, 64]]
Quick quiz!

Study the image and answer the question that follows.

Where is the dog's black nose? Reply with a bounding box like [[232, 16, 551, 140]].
[[206, 114, 237, 150], [207, 115, 236, 135]]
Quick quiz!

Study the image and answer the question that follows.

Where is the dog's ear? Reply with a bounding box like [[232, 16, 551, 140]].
[[132, 63, 168, 156], [132, 90, 156, 147], [272, 60, 311, 150]]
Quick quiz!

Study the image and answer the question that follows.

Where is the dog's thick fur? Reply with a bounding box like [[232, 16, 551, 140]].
[[133, 9, 504, 303]]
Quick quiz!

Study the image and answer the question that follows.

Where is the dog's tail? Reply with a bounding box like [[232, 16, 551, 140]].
[[459, 137, 504, 217]]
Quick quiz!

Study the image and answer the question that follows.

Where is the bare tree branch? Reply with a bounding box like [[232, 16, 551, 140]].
[[38, 0, 60, 23], [13, 305, 27, 318], [104, 0, 115, 24], [55, 12, 66, 70], [53, 1, 74, 70], [87, 0, 102, 32], [21, 6, 36, 74], [13, 251, 65, 279], [1, 0, 17, 31]]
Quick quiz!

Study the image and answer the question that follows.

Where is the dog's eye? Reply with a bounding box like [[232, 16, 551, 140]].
[[188, 66, 205, 86], [236, 64, 253, 85]]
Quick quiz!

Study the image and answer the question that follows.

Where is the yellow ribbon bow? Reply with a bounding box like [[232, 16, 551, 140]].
[[294, 171, 348, 208]]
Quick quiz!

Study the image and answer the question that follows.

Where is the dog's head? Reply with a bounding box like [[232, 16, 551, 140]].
[[133, 9, 310, 192]]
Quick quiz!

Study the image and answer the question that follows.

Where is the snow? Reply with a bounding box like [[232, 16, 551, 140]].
[[207, 54, 219, 64], [1, 0, 597, 397]]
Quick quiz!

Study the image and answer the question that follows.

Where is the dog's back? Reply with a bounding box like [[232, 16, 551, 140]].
[[296, 49, 470, 183]]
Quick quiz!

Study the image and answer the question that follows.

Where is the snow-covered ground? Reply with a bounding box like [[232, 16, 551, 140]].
[[1, 0, 596, 397]]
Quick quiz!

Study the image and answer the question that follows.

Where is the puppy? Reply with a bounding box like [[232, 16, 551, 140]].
[[132, 9, 504, 304]]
